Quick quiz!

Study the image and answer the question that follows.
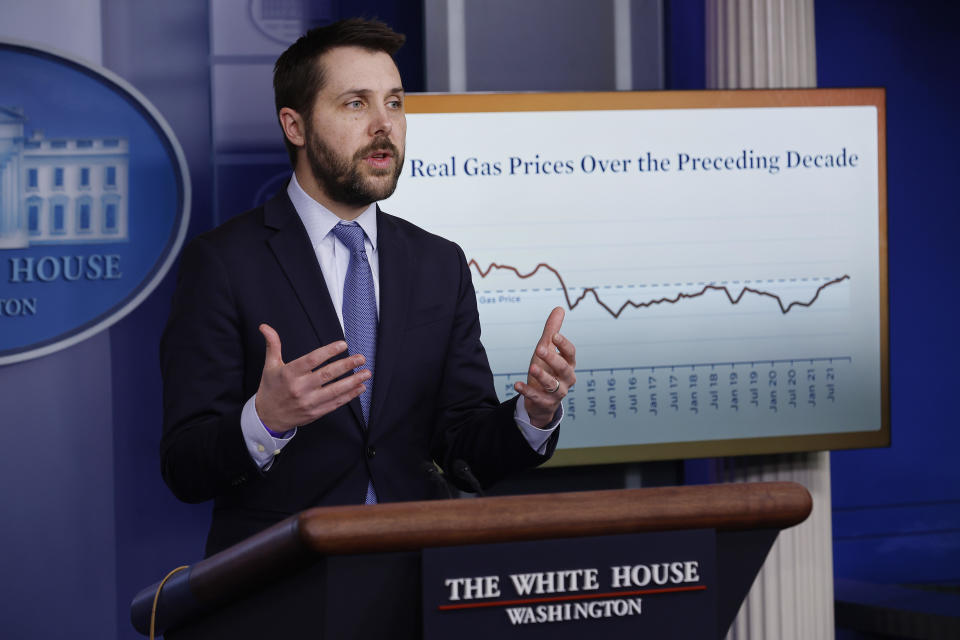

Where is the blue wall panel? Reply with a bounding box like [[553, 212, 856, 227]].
[[816, 0, 960, 587], [0, 333, 117, 638], [100, 2, 215, 637], [664, 0, 705, 90]]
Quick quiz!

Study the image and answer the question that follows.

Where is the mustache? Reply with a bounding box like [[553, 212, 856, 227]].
[[354, 138, 400, 160]]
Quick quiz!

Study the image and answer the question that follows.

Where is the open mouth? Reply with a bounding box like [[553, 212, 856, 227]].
[[364, 148, 394, 169]]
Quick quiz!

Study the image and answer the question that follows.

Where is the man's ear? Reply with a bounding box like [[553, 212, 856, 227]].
[[279, 107, 306, 148]]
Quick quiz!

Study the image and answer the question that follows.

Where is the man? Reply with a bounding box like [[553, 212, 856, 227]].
[[160, 19, 577, 557]]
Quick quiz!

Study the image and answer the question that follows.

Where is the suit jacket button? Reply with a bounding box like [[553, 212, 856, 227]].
[[366, 445, 376, 459]]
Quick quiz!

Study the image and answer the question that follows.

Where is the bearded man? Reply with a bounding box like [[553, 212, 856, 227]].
[[160, 18, 577, 557]]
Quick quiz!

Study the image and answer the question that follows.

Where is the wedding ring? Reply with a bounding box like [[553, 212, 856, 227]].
[[546, 378, 560, 393]]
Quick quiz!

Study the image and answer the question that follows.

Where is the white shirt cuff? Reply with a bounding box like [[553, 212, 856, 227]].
[[240, 394, 297, 470], [514, 395, 562, 455]]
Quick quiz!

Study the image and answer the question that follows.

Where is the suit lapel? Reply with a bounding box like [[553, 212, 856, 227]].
[[368, 210, 410, 432], [263, 192, 365, 427]]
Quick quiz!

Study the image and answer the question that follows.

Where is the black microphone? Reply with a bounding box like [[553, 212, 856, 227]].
[[452, 459, 484, 497], [421, 461, 454, 499]]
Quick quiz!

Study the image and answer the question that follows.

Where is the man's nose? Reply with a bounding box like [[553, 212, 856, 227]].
[[368, 104, 393, 137]]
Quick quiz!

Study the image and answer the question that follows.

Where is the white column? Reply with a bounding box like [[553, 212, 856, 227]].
[[705, 2, 833, 639], [707, 0, 816, 89], [613, 0, 633, 90], [0, 152, 25, 247], [447, 0, 468, 92]]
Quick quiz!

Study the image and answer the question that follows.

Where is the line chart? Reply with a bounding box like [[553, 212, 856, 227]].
[[382, 102, 884, 453], [469, 259, 850, 318]]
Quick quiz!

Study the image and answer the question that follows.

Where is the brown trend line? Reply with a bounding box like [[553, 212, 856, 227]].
[[468, 259, 851, 319]]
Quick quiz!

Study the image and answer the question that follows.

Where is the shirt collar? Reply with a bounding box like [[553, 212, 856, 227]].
[[287, 173, 378, 251]]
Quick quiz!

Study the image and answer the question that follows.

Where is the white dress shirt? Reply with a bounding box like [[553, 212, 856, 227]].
[[241, 174, 559, 469]]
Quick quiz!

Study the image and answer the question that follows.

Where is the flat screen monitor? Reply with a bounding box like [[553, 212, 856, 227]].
[[382, 88, 889, 465]]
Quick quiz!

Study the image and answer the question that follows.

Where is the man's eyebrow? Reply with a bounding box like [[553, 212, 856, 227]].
[[335, 87, 405, 99]]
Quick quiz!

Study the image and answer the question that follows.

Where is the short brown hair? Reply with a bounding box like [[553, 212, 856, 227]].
[[273, 18, 406, 165]]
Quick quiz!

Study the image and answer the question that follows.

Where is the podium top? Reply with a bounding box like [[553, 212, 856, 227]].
[[301, 480, 809, 552]]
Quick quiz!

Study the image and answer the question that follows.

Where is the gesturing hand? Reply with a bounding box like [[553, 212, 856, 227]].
[[254, 323, 370, 433], [513, 307, 577, 428]]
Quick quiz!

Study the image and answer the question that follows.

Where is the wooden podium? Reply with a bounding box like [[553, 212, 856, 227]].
[[132, 481, 811, 639]]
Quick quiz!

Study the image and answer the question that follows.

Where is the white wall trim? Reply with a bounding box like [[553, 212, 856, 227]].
[[447, 0, 467, 92]]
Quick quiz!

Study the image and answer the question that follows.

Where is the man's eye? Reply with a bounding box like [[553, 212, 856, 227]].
[[387, 99, 403, 109], [347, 100, 363, 109]]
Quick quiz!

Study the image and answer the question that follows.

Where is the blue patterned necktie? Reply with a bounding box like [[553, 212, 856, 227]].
[[332, 222, 378, 504]]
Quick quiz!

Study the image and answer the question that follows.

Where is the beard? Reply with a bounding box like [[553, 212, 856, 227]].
[[305, 125, 404, 208]]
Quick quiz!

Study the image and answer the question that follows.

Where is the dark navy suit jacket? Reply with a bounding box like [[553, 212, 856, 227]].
[[160, 190, 557, 556]]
